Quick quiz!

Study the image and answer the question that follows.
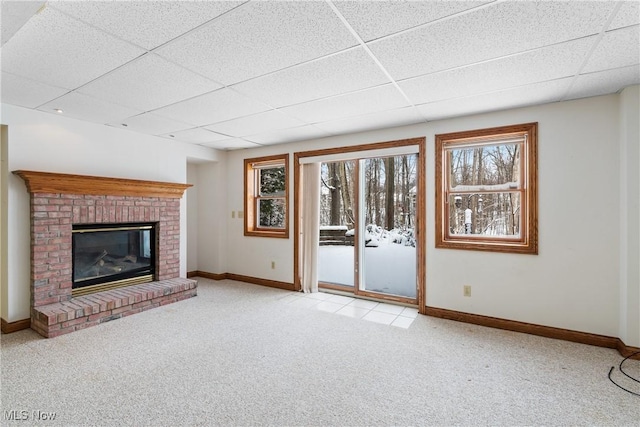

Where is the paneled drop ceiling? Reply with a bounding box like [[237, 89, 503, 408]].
[[1, 0, 638, 150]]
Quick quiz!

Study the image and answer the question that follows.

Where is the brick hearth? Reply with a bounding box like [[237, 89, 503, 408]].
[[14, 171, 196, 338], [31, 279, 197, 337]]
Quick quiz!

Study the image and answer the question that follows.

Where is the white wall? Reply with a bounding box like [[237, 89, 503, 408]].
[[220, 93, 630, 340], [1, 125, 8, 321], [427, 96, 620, 337], [1, 103, 220, 322], [225, 149, 292, 281], [224, 125, 429, 283], [186, 163, 199, 272], [3, 88, 637, 345], [619, 85, 640, 347], [195, 160, 228, 275]]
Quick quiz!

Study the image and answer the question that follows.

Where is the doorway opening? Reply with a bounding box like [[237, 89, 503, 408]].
[[294, 138, 425, 310]]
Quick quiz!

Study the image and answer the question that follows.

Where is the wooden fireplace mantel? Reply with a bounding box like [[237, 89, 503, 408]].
[[13, 170, 192, 199]]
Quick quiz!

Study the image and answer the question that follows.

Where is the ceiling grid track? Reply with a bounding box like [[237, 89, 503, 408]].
[[326, 0, 429, 124], [559, 1, 624, 101]]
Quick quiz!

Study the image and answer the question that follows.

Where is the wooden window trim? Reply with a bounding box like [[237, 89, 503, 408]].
[[435, 123, 538, 254], [244, 154, 289, 239]]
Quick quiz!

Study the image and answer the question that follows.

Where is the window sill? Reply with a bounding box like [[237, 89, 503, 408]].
[[245, 230, 289, 239], [436, 239, 537, 254]]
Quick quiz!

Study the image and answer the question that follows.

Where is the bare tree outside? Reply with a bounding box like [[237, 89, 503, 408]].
[[384, 157, 395, 231], [257, 165, 286, 228], [320, 161, 356, 228], [320, 155, 417, 232], [448, 142, 521, 236]]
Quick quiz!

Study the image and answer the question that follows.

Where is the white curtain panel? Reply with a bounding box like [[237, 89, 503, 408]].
[[300, 162, 321, 293]]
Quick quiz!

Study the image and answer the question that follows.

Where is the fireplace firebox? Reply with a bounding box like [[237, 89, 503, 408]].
[[72, 223, 156, 296]]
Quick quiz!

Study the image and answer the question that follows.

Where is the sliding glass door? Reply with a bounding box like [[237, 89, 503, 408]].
[[317, 160, 356, 288], [317, 152, 418, 303], [360, 154, 417, 299]]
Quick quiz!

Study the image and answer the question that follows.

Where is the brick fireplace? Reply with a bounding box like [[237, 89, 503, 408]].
[[14, 170, 197, 338]]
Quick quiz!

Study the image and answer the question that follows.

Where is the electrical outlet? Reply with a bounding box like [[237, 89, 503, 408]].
[[271, 261, 275, 269], [238, 211, 244, 219], [231, 211, 235, 218], [463, 285, 471, 297]]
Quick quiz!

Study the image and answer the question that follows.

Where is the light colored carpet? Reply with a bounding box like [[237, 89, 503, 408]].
[[1, 278, 638, 426]]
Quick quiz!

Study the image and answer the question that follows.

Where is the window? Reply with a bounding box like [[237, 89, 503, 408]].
[[435, 123, 537, 254], [244, 154, 289, 238]]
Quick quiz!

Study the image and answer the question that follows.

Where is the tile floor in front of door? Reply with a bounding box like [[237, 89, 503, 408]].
[[278, 291, 418, 328]]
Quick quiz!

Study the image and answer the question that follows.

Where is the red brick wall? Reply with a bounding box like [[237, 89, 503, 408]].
[[30, 193, 181, 308]]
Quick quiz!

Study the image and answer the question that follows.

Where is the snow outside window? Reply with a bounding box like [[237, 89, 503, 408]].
[[435, 123, 538, 254], [244, 154, 289, 238]]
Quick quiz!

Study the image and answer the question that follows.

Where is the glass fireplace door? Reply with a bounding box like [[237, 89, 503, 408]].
[[72, 223, 155, 294]]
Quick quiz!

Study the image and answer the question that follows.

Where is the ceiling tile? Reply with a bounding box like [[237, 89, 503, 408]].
[[37, 92, 142, 125], [416, 78, 573, 121], [200, 138, 261, 150], [109, 112, 193, 136], [280, 85, 410, 124], [158, 128, 230, 144], [369, 1, 615, 80], [608, 1, 640, 30], [566, 65, 640, 101], [155, 1, 357, 85], [204, 110, 305, 138], [400, 36, 594, 105], [334, 0, 490, 41], [78, 53, 221, 112], [1, 5, 145, 89], [1, 0, 45, 46], [314, 106, 423, 136], [152, 88, 270, 127], [1, 72, 68, 108], [582, 26, 640, 74], [246, 125, 332, 145], [2, 0, 637, 148], [232, 47, 389, 108], [49, 1, 243, 50]]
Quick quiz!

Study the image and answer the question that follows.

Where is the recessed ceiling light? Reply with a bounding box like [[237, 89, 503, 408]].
[[54, 108, 63, 114]]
